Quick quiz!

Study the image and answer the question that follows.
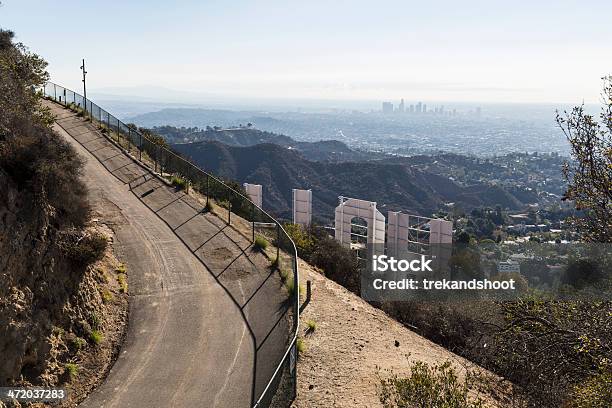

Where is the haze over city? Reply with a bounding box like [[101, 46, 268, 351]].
[[3, 0, 611, 105], [2, 0, 612, 407]]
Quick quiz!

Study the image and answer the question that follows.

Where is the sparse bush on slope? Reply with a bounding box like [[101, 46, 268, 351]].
[[379, 361, 484, 408]]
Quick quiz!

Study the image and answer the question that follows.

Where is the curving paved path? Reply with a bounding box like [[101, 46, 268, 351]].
[[48, 103, 260, 408]]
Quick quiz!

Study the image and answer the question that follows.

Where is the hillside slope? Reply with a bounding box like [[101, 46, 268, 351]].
[[0, 30, 128, 401], [172, 141, 529, 222], [155, 125, 373, 162], [294, 260, 510, 407]]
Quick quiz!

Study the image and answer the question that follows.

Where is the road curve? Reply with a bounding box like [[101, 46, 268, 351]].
[[49, 103, 254, 408]]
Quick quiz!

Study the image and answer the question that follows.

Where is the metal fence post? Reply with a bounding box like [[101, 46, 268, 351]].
[[276, 224, 280, 261], [138, 131, 142, 160], [227, 190, 231, 224], [53, 83, 56, 101], [252, 202, 255, 242], [160, 145, 164, 174], [157, 145, 161, 174], [206, 175, 210, 206]]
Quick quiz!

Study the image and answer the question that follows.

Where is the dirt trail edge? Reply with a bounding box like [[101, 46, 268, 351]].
[[48, 103, 253, 408]]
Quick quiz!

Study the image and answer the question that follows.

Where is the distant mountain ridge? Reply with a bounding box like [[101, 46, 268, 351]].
[[171, 140, 536, 222], [156, 125, 377, 162]]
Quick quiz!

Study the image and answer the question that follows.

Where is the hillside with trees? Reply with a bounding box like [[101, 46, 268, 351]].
[[152, 124, 378, 162], [171, 140, 553, 222], [0, 29, 127, 401]]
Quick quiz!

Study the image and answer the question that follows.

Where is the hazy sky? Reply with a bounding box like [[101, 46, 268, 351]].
[[2, 0, 611, 104]]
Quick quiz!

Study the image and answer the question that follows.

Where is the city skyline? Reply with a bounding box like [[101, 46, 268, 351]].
[[381, 99, 474, 116]]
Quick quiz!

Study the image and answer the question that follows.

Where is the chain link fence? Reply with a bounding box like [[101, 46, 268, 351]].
[[42, 82, 299, 408]]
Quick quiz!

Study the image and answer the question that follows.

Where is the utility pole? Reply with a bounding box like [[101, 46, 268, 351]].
[[80, 59, 87, 112]]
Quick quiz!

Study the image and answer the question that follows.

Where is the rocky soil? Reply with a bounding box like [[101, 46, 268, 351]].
[[0, 169, 128, 407], [293, 260, 512, 407]]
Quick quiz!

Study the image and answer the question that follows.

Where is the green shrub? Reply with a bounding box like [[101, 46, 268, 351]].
[[296, 338, 306, 353], [117, 273, 128, 293], [89, 312, 101, 330], [285, 224, 362, 294], [284, 223, 316, 255], [95, 267, 109, 284], [218, 199, 230, 210], [101, 288, 113, 303], [270, 256, 280, 268], [52, 326, 64, 336], [170, 175, 189, 191], [65, 363, 78, 380], [306, 319, 317, 333], [285, 277, 296, 296], [115, 263, 126, 274], [253, 236, 269, 252], [571, 368, 612, 407], [89, 330, 103, 345], [284, 277, 304, 299], [279, 268, 289, 282], [62, 232, 107, 266], [71, 337, 86, 351], [379, 361, 483, 408]]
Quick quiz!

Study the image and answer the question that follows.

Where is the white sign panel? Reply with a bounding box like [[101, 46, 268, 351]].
[[387, 211, 452, 257], [243, 183, 263, 208], [334, 196, 385, 247], [293, 189, 312, 226], [429, 218, 453, 244]]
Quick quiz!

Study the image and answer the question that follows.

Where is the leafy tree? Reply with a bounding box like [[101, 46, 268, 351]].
[[139, 127, 168, 147], [484, 299, 612, 407], [0, 29, 51, 130], [0, 29, 88, 227], [455, 230, 471, 244], [283, 223, 315, 256], [284, 224, 361, 293], [556, 77, 612, 242], [562, 258, 605, 290]]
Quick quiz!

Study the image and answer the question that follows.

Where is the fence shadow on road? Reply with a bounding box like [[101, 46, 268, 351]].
[[45, 83, 299, 408]]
